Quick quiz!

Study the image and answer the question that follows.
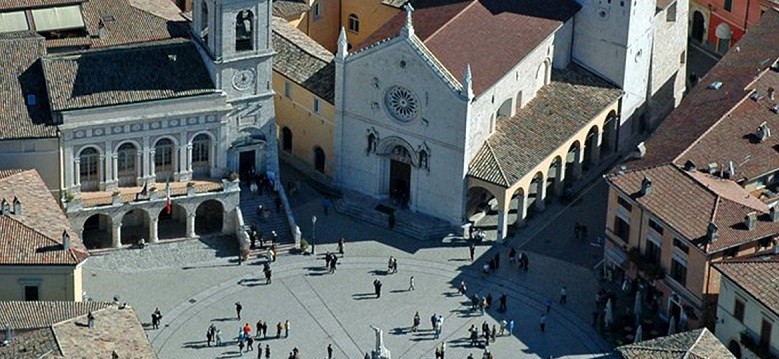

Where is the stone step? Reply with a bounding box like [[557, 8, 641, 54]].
[[239, 190, 293, 244]]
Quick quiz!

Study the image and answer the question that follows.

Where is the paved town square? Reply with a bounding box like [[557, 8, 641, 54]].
[[83, 176, 610, 359]]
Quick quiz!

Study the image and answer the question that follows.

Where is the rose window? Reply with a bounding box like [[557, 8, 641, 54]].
[[385, 86, 419, 122]]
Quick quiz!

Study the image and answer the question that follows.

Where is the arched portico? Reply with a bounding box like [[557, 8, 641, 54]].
[[158, 204, 187, 240], [195, 199, 224, 235], [120, 209, 150, 246], [82, 213, 112, 249], [583, 126, 601, 170], [528, 171, 546, 214], [565, 141, 583, 188], [508, 187, 527, 229], [546, 156, 565, 200], [601, 111, 618, 159]]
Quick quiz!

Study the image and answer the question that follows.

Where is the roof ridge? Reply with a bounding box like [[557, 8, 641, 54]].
[[423, 0, 478, 44], [272, 18, 333, 63], [485, 141, 509, 187], [684, 329, 708, 359], [43, 37, 191, 60], [273, 30, 333, 64], [606, 163, 673, 178]]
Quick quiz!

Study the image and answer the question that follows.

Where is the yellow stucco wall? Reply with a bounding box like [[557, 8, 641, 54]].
[[297, 0, 341, 52], [273, 72, 335, 177], [341, 1, 399, 48], [0, 264, 82, 301]]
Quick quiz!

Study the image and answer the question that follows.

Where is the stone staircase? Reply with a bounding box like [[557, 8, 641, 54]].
[[239, 186, 294, 251], [333, 189, 456, 241]]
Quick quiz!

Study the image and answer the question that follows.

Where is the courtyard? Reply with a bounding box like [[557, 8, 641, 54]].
[[83, 172, 612, 359]]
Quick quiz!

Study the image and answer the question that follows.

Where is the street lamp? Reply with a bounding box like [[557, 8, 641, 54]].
[[311, 215, 317, 255]]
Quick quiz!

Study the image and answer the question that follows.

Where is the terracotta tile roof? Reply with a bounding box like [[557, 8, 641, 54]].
[[272, 17, 335, 103], [0, 170, 88, 265], [608, 165, 779, 253], [0, 327, 59, 359], [42, 39, 215, 111], [0, 169, 25, 180], [0, 301, 112, 330], [623, 9, 779, 172], [0, 0, 81, 11], [381, 0, 406, 8], [469, 65, 621, 187], [616, 328, 735, 359], [272, 0, 310, 18], [53, 305, 158, 358], [0, 31, 57, 140], [715, 259, 779, 316], [356, 0, 580, 95]]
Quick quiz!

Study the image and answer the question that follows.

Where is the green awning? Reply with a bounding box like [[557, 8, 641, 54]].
[[32, 5, 85, 32], [0, 11, 29, 33]]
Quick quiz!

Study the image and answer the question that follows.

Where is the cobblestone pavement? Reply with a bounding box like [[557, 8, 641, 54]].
[[83, 170, 611, 358]]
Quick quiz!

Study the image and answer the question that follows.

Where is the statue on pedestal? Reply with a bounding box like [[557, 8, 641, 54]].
[[370, 325, 391, 359]]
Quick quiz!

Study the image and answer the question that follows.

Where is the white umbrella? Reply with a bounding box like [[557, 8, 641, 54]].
[[604, 299, 614, 327], [667, 316, 677, 335], [634, 325, 643, 343]]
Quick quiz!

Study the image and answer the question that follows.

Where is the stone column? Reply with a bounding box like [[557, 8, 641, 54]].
[[187, 143, 193, 172], [572, 150, 583, 180], [186, 213, 197, 238], [149, 217, 159, 243], [514, 193, 528, 228], [149, 149, 157, 179], [74, 158, 81, 188], [99, 154, 106, 185], [64, 146, 75, 189], [589, 132, 602, 168], [173, 145, 181, 179], [136, 151, 143, 184], [535, 177, 546, 212], [496, 209, 508, 240], [112, 222, 122, 248], [554, 162, 566, 197]]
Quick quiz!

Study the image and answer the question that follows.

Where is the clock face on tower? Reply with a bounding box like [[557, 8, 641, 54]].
[[232, 69, 256, 91]]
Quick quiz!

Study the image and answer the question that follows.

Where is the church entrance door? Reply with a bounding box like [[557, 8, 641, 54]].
[[389, 159, 411, 207], [239, 150, 256, 181]]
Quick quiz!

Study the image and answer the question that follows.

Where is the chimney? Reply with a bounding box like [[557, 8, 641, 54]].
[[683, 160, 697, 171], [757, 122, 772, 142], [769, 87, 775, 100], [707, 222, 719, 243], [770, 207, 779, 222], [774, 238, 779, 255], [98, 20, 108, 39], [62, 230, 71, 250], [12, 197, 20, 216], [640, 177, 653, 196], [3, 324, 10, 343], [707, 162, 719, 174], [745, 212, 757, 230], [0, 199, 8, 216]]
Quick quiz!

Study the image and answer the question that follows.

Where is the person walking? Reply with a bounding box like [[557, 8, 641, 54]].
[[493, 253, 500, 270], [430, 313, 437, 331], [499, 320, 507, 336], [540, 313, 546, 332], [236, 302, 243, 320], [508, 247, 517, 263], [545, 299, 552, 314], [559, 286, 567, 304], [408, 276, 415, 291], [392, 257, 398, 274], [338, 238, 345, 257], [265, 344, 271, 359], [262, 321, 268, 338], [264, 264, 272, 284], [216, 328, 223, 346], [284, 320, 290, 337], [258, 343, 263, 359], [490, 325, 497, 342], [374, 279, 382, 298], [508, 319, 515, 335], [469, 242, 475, 261], [469, 325, 479, 346], [471, 294, 479, 310], [459, 281, 467, 296], [485, 293, 493, 309], [238, 338, 245, 353], [480, 297, 487, 316], [243, 323, 252, 338], [412, 312, 421, 332], [329, 256, 337, 274], [276, 322, 283, 338], [327, 344, 333, 359], [247, 336, 254, 351], [499, 293, 507, 312], [325, 252, 332, 269], [207, 327, 213, 347]]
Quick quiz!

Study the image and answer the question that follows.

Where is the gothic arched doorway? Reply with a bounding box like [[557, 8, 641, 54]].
[[388, 145, 412, 207], [314, 147, 325, 173], [691, 11, 705, 43]]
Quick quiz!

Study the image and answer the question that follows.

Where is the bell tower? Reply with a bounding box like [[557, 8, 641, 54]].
[[192, 0, 278, 174]]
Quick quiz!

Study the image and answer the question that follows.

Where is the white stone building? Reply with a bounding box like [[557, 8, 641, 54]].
[[331, 0, 685, 236], [0, 0, 280, 248], [714, 260, 779, 359]]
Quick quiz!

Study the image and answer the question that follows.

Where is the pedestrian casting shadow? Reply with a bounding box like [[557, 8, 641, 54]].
[[182, 263, 240, 270], [305, 266, 331, 277], [210, 317, 236, 322], [238, 278, 269, 287], [368, 269, 389, 276], [182, 341, 211, 349], [217, 350, 244, 358], [450, 308, 480, 318], [352, 293, 376, 301], [442, 291, 461, 297], [390, 327, 408, 335], [447, 258, 471, 262], [389, 289, 409, 293], [447, 337, 472, 348]]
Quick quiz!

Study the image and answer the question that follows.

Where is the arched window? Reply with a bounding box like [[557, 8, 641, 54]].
[[79, 147, 100, 191], [200, 1, 209, 42], [348, 14, 360, 33], [192, 134, 211, 178], [117, 143, 137, 187], [236, 10, 254, 51], [281, 127, 292, 153], [155, 138, 175, 181]]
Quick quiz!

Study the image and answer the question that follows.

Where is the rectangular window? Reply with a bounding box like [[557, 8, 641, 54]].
[[313, 98, 320, 113], [759, 237, 772, 249], [648, 219, 664, 235], [733, 298, 745, 322], [618, 196, 633, 211], [666, 2, 677, 22], [614, 216, 631, 242], [284, 82, 292, 98], [312, 2, 321, 19], [673, 238, 689, 254], [724, 246, 739, 258], [348, 14, 359, 33], [670, 258, 687, 286], [24, 285, 39, 301], [761, 319, 772, 347], [724, 0, 733, 12], [645, 240, 662, 264]]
